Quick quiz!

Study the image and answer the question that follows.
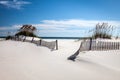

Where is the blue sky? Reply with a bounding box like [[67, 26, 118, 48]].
[[0, 0, 120, 37]]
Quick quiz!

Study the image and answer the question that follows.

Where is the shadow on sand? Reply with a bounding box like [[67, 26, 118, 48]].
[[75, 57, 116, 72]]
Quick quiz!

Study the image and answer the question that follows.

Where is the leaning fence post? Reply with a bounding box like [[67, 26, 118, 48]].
[[56, 40, 58, 50], [89, 38, 92, 50]]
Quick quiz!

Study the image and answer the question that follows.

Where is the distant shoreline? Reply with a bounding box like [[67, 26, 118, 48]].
[[0, 36, 90, 39]]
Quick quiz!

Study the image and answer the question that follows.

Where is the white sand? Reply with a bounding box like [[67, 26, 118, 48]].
[[0, 39, 120, 80]]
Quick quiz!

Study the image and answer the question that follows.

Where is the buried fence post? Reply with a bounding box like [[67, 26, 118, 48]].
[[56, 40, 58, 50]]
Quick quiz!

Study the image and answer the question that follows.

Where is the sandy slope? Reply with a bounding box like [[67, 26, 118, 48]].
[[0, 40, 120, 80]]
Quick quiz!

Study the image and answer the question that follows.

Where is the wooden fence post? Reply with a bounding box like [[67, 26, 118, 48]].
[[113, 42, 115, 50], [23, 36, 26, 42], [89, 38, 92, 50], [14, 36, 16, 41], [31, 37, 34, 43], [112, 42, 114, 50], [115, 42, 116, 49], [105, 42, 107, 50], [39, 39, 42, 45], [118, 42, 119, 49], [56, 40, 58, 50]]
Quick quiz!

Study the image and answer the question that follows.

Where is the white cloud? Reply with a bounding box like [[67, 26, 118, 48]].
[[0, 24, 21, 36], [41, 19, 97, 27], [33, 19, 120, 37], [0, 0, 31, 9], [1, 19, 120, 37], [32, 19, 120, 29], [0, 25, 21, 30]]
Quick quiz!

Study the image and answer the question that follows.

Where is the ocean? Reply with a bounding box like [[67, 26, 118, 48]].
[[0, 36, 89, 39]]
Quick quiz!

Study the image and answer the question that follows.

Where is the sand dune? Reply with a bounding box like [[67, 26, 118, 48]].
[[0, 40, 120, 80]]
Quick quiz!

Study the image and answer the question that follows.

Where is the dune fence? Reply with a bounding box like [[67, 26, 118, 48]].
[[91, 41, 120, 50], [39, 39, 58, 50], [11, 36, 58, 50], [80, 38, 120, 51], [68, 38, 120, 61]]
